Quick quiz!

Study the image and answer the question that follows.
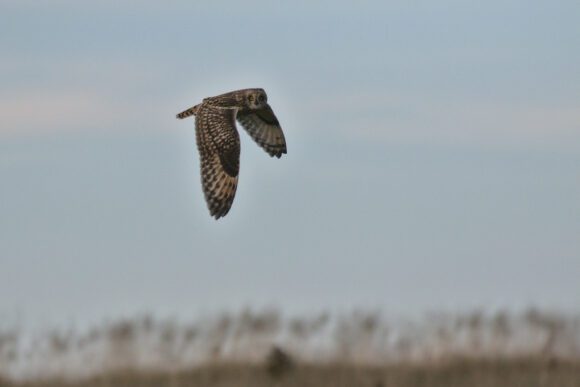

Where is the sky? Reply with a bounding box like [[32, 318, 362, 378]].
[[1, 1, 579, 328]]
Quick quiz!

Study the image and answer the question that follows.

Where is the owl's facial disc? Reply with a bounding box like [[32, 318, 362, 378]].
[[247, 91, 267, 109]]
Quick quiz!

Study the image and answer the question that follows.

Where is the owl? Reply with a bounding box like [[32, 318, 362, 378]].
[[176, 88, 287, 219]]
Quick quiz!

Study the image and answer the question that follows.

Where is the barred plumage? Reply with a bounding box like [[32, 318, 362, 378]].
[[176, 88, 287, 219], [176, 105, 199, 119]]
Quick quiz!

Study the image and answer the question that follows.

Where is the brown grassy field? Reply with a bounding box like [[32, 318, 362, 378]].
[[3, 358, 580, 387], [2, 310, 580, 386]]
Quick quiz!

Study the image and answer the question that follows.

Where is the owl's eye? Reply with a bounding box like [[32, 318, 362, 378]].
[[258, 95, 265, 102]]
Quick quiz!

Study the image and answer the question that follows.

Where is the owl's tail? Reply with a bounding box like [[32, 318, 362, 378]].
[[176, 104, 199, 119]]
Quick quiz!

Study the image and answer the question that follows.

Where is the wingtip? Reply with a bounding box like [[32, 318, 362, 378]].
[[272, 149, 287, 158], [210, 208, 230, 220]]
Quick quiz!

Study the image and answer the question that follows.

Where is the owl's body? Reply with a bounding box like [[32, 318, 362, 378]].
[[176, 88, 287, 219]]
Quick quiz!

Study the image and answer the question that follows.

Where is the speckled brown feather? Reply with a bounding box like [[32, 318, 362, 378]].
[[237, 105, 287, 158], [195, 104, 240, 219]]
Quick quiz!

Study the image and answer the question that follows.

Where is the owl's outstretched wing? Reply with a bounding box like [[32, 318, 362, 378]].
[[195, 105, 241, 219], [237, 105, 287, 158]]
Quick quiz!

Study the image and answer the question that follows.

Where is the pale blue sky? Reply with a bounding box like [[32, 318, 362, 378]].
[[1, 1, 579, 327]]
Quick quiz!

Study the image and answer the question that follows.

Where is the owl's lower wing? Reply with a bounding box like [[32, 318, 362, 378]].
[[237, 105, 287, 158], [196, 106, 241, 219]]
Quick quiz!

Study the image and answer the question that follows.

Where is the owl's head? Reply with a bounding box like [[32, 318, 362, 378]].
[[245, 88, 268, 110]]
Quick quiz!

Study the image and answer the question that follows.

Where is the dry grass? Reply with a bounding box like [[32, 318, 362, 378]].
[[2, 309, 580, 386], [2, 358, 579, 387]]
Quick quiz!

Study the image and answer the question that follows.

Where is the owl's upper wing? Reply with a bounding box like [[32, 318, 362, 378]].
[[236, 105, 287, 158], [195, 105, 241, 219]]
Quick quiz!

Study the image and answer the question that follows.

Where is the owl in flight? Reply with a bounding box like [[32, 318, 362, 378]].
[[176, 88, 287, 219]]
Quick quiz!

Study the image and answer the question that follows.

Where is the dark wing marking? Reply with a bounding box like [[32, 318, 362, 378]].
[[195, 104, 241, 219], [237, 104, 287, 158]]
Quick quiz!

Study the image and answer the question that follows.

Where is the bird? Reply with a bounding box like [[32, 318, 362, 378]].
[[176, 88, 287, 219]]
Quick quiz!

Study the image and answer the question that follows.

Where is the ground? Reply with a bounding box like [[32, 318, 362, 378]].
[[4, 358, 580, 387]]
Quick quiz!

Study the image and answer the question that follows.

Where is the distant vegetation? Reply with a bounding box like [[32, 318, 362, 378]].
[[1, 308, 579, 385]]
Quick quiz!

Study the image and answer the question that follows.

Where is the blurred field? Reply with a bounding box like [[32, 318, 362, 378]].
[[3, 358, 580, 387], [1, 309, 580, 385]]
